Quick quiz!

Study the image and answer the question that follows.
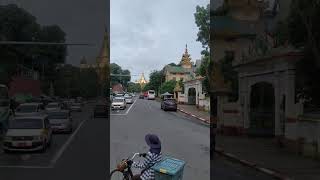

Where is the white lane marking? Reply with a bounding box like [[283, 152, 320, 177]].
[[50, 118, 88, 165], [0, 165, 53, 169], [125, 99, 136, 114], [110, 99, 137, 116]]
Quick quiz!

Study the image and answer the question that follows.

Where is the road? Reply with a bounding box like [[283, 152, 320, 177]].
[[0, 101, 109, 180], [110, 97, 274, 180], [0, 97, 275, 180]]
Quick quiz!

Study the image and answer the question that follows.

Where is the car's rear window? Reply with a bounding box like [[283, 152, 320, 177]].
[[17, 105, 37, 113], [113, 98, 124, 102], [9, 119, 43, 129]]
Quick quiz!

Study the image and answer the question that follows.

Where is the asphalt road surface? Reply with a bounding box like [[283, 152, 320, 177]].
[[0, 101, 109, 180], [0, 98, 274, 180], [110, 97, 274, 180]]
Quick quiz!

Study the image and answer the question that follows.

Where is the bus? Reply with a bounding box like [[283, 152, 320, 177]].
[[0, 84, 10, 135], [147, 90, 155, 100]]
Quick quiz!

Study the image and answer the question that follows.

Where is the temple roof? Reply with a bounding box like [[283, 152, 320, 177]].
[[179, 44, 192, 66], [97, 29, 109, 66], [164, 65, 193, 74]]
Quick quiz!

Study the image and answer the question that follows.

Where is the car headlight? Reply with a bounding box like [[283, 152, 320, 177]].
[[33, 136, 43, 141]]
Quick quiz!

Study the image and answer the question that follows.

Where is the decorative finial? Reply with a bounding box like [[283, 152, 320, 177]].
[[185, 44, 188, 53]]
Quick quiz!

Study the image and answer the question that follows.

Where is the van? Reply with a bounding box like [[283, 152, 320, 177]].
[[147, 90, 155, 100]]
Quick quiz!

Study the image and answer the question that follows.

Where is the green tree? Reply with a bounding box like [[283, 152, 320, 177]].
[[194, 4, 210, 50], [147, 70, 165, 95], [160, 80, 176, 94], [194, 4, 212, 95], [0, 4, 67, 88], [127, 82, 141, 93], [110, 63, 131, 88], [284, 0, 320, 105]]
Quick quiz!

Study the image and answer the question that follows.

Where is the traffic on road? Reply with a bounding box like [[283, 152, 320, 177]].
[[2, 96, 86, 153]]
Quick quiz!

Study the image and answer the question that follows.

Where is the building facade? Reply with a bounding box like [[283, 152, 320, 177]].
[[163, 45, 198, 83], [80, 29, 109, 95]]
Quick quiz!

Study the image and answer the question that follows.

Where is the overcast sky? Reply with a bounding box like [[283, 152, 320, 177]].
[[1, 0, 109, 66], [111, 0, 209, 82]]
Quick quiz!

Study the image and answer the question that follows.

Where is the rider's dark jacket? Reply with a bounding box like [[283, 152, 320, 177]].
[[133, 151, 162, 180]]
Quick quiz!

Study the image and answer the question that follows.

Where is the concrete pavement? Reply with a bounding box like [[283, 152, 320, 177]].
[[217, 135, 320, 180]]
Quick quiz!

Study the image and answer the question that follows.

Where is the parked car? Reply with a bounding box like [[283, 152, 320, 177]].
[[161, 98, 177, 111], [124, 96, 134, 104], [47, 110, 72, 133], [93, 104, 108, 118], [70, 103, 82, 112], [3, 115, 52, 152], [45, 102, 61, 112], [147, 90, 156, 100], [139, 94, 144, 99], [15, 103, 45, 117], [111, 97, 126, 110]]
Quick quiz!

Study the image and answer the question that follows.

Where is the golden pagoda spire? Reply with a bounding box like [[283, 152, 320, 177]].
[[180, 44, 192, 68]]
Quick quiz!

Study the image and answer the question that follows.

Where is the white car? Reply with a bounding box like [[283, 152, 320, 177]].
[[111, 98, 126, 110], [3, 115, 52, 152], [70, 103, 82, 112], [15, 103, 44, 117], [45, 102, 61, 112]]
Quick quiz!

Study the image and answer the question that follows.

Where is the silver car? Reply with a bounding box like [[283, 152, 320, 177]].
[[125, 96, 134, 104], [48, 110, 73, 133], [45, 102, 61, 112], [111, 98, 126, 110]]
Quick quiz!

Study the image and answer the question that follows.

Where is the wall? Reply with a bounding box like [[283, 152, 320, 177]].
[[199, 97, 210, 111]]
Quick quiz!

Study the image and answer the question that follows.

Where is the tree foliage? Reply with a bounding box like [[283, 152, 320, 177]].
[[0, 4, 67, 85], [127, 82, 141, 93], [160, 80, 176, 94], [194, 4, 211, 95], [194, 4, 210, 50], [147, 70, 165, 95], [110, 63, 131, 88], [283, 0, 320, 105], [54, 65, 99, 98]]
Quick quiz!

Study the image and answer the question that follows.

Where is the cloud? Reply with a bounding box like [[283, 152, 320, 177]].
[[111, 0, 209, 81]]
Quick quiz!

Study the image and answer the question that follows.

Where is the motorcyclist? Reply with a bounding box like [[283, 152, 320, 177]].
[[130, 134, 162, 180]]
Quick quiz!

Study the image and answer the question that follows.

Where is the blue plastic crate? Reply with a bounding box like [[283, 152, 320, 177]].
[[152, 156, 186, 180]]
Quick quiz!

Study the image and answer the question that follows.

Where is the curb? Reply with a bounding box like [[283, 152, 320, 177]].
[[215, 147, 292, 180], [177, 108, 210, 124]]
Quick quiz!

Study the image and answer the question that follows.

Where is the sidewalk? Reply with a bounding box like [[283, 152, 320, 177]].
[[177, 104, 210, 123], [217, 135, 320, 180], [175, 104, 320, 179]]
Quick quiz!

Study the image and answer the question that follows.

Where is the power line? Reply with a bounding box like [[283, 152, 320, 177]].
[[0, 41, 95, 46], [110, 74, 139, 77]]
